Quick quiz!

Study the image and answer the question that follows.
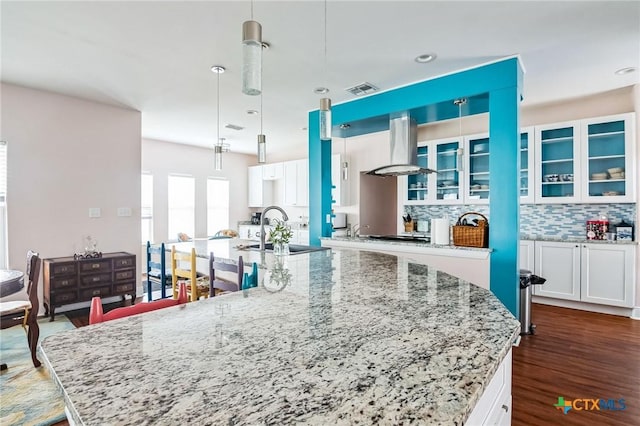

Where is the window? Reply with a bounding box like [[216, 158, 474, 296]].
[[0, 141, 6, 269], [141, 173, 153, 243], [168, 175, 195, 239], [207, 178, 229, 236]]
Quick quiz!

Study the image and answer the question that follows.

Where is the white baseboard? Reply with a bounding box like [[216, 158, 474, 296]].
[[532, 296, 634, 318]]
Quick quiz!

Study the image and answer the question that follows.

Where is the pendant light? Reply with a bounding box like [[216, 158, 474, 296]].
[[257, 92, 266, 163], [319, 0, 331, 140], [242, 1, 262, 96], [340, 124, 350, 181], [212, 65, 226, 171], [454, 98, 467, 172]]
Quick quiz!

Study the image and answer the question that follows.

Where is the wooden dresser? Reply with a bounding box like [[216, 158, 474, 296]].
[[43, 252, 136, 321]]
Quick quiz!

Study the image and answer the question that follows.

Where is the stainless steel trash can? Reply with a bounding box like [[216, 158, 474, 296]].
[[519, 269, 546, 335]]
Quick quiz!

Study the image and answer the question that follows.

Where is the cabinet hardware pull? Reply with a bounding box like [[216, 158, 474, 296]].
[[92, 290, 100, 295], [92, 264, 100, 269], [502, 404, 509, 412]]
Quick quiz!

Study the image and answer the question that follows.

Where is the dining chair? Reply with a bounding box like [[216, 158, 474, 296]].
[[0, 250, 42, 368], [89, 282, 188, 324], [171, 246, 209, 302], [209, 252, 244, 296], [146, 242, 171, 301]]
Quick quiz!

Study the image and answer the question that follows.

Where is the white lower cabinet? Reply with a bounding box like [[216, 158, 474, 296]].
[[290, 229, 309, 245], [465, 349, 512, 426], [533, 241, 635, 308], [519, 240, 535, 273]]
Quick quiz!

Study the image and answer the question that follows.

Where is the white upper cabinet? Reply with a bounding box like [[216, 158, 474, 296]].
[[283, 159, 309, 207], [534, 113, 635, 204], [534, 120, 581, 204], [248, 165, 273, 207], [580, 113, 635, 203], [464, 133, 490, 204], [262, 162, 284, 180]]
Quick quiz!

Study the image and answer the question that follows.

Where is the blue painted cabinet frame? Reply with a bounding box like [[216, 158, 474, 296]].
[[308, 58, 524, 317]]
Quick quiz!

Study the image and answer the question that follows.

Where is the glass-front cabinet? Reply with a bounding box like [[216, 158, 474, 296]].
[[435, 140, 461, 203], [582, 114, 634, 203], [466, 135, 490, 202], [534, 121, 580, 203], [406, 145, 428, 201], [402, 138, 462, 205], [519, 127, 535, 204]]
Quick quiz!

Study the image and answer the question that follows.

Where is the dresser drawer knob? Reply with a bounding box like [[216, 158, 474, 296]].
[[93, 277, 100, 282], [91, 263, 100, 269], [92, 290, 101, 296]]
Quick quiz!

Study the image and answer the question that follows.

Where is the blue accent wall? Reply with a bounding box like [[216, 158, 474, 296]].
[[309, 58, 524, 317]]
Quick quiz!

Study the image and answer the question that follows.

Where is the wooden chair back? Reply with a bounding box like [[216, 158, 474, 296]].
[[0, 250, 42, 368], [90, 283, 188, 324], [146, 242, 170, 301], [171, 246, 208, 302], [209, 252, 244, 295]]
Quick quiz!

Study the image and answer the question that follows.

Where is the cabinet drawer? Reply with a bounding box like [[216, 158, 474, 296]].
[[51, 277, 77, 290], [51, 263, 77, 276], [114, 256, 135, 269], [80, 286, 111, 300], [52, 291, 77, 305], [80, 273, 112, 287], [113, 282, 135, 294], [115, 269, 135, 281], [79, 259, 111, 273]]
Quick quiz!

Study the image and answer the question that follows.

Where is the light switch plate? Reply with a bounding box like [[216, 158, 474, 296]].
[[88, 207, 101, 218], [117, 207, 132, 217]]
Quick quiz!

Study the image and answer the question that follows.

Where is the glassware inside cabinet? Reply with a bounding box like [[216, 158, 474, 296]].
[[436, 142, 460, 200], [540, 127, 574, 198], [468, 137, 490, 200], [587, 120, 626, 197], [407, 145, 428, 200]]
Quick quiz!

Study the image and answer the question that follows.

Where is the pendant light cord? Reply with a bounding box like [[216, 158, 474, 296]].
[[324, 0, 328, 88], [260, 92, 263, 134], [217, 70, 220, 145], [250, 0, 254, 20]]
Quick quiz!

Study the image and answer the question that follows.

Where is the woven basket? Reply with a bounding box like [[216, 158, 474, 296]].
[[452, 212, 489, 248]]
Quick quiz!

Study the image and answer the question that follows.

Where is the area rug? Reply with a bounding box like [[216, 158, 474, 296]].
[[0, 316, 75, 426]]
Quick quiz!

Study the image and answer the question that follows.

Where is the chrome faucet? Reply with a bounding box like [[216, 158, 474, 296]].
[[352, 224, 369, 238], [260, 206, 289, 251]]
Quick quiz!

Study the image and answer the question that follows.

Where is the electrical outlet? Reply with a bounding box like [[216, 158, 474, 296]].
[[117, 207, 132, 217], [88, 208, 101, 218]]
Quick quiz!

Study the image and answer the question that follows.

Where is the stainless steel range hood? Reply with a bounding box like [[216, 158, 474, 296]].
[[366, 112, 436, 176]]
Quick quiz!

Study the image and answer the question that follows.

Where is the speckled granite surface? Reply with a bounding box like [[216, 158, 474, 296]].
[[324, 236, 493, 252], [40, 249, 519, 426], [521, 235, 637, 245]]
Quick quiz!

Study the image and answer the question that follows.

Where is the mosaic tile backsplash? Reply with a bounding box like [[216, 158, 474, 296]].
[[405, 203, 636, 240]]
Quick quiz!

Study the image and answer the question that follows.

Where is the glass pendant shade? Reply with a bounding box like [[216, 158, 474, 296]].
[[257, 134, 266, 163], [342, 161, 349, 181], [242, 20, 262, 96], [214, 144, 223, 171], [320, 98, 332, 140]]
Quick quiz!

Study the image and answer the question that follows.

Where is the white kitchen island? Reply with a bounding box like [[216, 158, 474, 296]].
[[41, 246, 518, 425]]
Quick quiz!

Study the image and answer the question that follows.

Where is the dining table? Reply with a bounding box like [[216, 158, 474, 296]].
[[40, 243, 519, 425]]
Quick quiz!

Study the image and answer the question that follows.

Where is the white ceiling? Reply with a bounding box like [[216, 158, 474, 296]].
[[2, 1, 638, 159]]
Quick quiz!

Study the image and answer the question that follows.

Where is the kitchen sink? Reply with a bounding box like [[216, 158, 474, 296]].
[[246, 243, 329, 255]]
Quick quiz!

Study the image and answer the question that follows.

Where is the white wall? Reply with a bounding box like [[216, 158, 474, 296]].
[[142, 138, 254, 242], [1, 83, 141, 306]]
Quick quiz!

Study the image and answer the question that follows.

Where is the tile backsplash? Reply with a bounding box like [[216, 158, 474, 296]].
[[405, 203, 636, 239]]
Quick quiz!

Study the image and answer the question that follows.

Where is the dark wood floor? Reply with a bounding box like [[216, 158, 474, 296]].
[[53, 302, 639, 425]]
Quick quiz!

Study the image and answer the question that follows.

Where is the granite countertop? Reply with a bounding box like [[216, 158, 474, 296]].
[[324, 236, 493, 252], [40, 248, 519, 425]]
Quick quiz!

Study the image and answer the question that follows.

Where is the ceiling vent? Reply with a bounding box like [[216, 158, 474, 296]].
[[225, 123, 244, 131], [345, 82, 379, 96]]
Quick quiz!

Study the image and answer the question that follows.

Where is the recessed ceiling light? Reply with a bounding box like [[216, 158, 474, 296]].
[[615, 67, 636, 75], [314, 87, 330, 94], [247, 110, 259, 115], [415, 53, 437, 64]]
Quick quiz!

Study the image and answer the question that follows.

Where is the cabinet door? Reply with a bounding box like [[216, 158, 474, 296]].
[[581, 243, 635, 307], [534, 122, 581, 203], [433, 138, 463, 204], [533, 241, 580, 300], [519, 127, 535, 204], [296, 159, 309, 206], [283, 161, 298, 206], [519, 240, 535, 272], [581, 113, 635, 203], [331, 154, 345, 206], [262, 162, 283, 180], [465, 134, 490, 204], [248, 166, 263, 207], [406, 144, 429, 203]]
